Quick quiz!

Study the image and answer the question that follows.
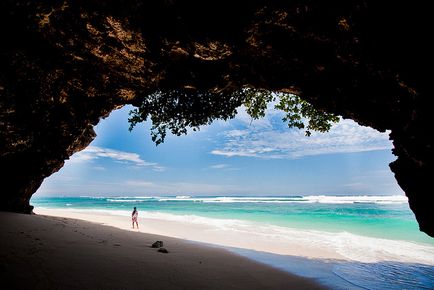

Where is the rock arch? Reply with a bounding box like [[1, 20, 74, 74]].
[[1, 1, 432, 237]]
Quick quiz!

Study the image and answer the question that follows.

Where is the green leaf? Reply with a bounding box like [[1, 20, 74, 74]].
[[128, 88, 339, 144]]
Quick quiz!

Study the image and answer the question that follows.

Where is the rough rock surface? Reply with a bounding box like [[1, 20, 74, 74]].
[[158, 248, 169, 254], [152, 241, 164, 248], [1, 1, 432, 237]]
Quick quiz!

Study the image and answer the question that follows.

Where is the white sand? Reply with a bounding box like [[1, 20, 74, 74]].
[[36, 208, 344, 260], [0, 211, 326, 289]]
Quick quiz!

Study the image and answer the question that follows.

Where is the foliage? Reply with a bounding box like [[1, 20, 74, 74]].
[[128, 89, 243, 145], [242, 88, 339, 136], [273, 93, 340, 136], [128, 88, 339, 144]]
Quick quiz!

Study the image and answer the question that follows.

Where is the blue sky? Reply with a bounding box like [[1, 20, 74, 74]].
[[36, 104, 404, 197]]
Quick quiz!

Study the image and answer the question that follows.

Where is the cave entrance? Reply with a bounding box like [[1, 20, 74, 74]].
[[34, 104, 402, 198], [28, 102, 434, 288], [31, 104, 434, 245]]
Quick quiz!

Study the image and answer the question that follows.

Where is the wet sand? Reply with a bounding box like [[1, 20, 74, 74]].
[[0, 211, 326, 289]]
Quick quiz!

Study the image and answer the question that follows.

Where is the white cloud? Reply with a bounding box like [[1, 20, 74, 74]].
[[224, 129, 249, 137], [151, 166, 166, 172], [69, 146, 165, 171], [210, 164, 229, 169], [93, 166, 106, 171], [234, 105, 272, 129], [211, 109, 393, 159], [211, 149, 267, 158]]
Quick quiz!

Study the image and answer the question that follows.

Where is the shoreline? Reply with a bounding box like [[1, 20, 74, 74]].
[[34, 207, 434, 264], [2, 208, 432, 289], [31, 207, 434, 289], [0, 211, 326, 289], [35, 207, 345, 260]]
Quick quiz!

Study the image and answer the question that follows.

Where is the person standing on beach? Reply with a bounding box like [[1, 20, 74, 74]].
[[132, 207, 139, 229]]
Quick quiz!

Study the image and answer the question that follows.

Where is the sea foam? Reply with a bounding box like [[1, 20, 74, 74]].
[[52, 207, 433, 265], [143, 211, 433, 264], [154, 195, 408, 204], [70, 195, 409, 204]]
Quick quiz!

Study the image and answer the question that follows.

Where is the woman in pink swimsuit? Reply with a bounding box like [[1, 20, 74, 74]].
[[132, 207, 139, 229]]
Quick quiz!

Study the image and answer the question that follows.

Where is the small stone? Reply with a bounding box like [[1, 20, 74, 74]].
[[151, 241, 164, 248], [158, 247, 169, 253]]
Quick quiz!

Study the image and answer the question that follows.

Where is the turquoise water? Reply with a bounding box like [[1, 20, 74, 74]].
[[31, 195, 433, 245], [31, 195, 434, 289]]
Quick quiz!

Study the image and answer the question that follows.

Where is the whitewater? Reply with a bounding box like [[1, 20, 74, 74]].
[[32, 195, 434, 289]]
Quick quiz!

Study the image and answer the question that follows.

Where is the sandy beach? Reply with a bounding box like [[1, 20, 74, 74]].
[[0, 211, 325, 289], [36, 208, 344, 260]]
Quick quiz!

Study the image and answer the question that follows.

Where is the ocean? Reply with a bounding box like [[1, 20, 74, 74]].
[[31, 195, 434, 289]]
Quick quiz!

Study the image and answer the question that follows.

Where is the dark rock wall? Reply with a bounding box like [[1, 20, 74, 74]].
[[1, 1, 432, 236]]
